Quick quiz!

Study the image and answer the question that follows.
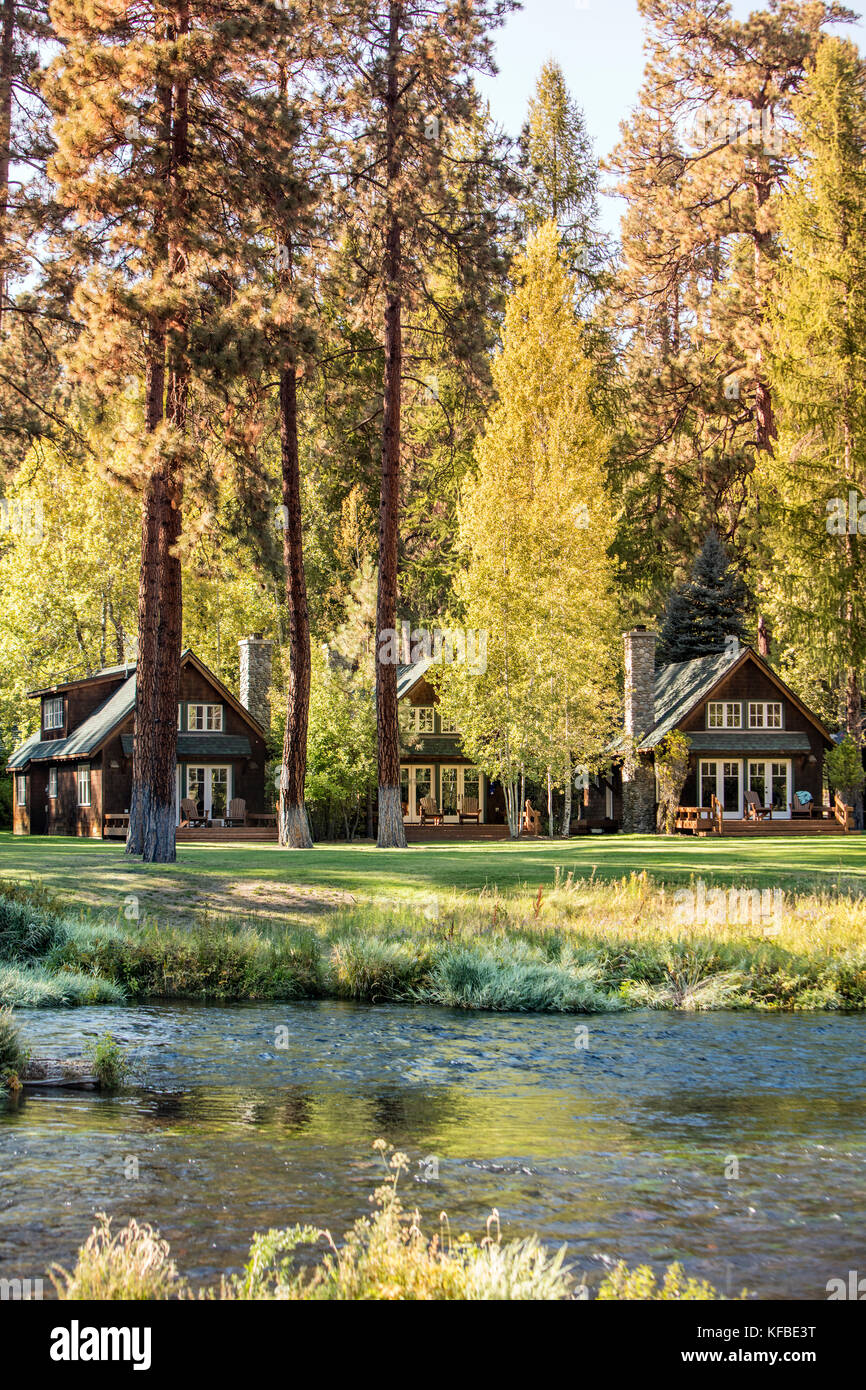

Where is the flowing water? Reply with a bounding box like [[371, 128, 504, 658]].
[[2, 1002, 865, 1298]]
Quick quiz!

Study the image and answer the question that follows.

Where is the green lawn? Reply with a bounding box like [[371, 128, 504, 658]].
[[1, 829, 865, 924]]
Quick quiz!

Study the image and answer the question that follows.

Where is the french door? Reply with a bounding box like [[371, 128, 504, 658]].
[[698, 759, 742, 819], [440, 766, 482, 821], [748, 760, 791, 819], [186, 765, 231, 821], [400, 765, 432, 822]]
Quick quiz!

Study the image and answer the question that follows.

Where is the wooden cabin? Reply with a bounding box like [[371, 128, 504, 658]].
[[7, 648, 269, 837]]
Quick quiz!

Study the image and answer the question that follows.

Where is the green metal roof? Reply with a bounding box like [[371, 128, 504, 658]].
[[121, 733, 252, 758], [639, 650, 740, 750], [6, 674, 137, 768], [685, 731, 812, 754]]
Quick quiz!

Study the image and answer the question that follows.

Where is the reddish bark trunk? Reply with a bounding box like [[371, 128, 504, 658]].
[[376, 1, 407, 849], [279, 358, 313, 848], [0, 0, 15, 333]]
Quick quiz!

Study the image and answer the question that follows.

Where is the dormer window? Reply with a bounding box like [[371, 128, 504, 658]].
[[43, 696, 64, 731], [187, 703, 223, 732], [707, 701, 742, 729], [749, 701, 782, 729], [409, 706, 434, 734]]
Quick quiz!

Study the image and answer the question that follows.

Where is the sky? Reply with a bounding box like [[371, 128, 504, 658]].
[[476, 0, 866, 239]]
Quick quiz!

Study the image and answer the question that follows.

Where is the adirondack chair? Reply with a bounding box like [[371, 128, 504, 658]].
[[224, 797, 247, 827], [419, 795, 443, 826], [744, 789, 772, 821], [180, 796, 208, 828], [522, 800, 542, 835], [790, 790, 813, 819], [458, 794, 481, 824]]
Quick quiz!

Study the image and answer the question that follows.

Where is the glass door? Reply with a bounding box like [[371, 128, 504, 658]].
[[699, 760, 742, 819], [400, 766, 434, 822], [748, 760, 790, 818], [440, 766, 482, 821], [185, 765, 231, 822]]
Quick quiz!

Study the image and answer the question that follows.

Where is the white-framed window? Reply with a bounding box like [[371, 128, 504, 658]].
[[748, 701, 783, 729], [16, 774, 26, 807], [43, 696, 64, 730], [439, 716, 459, 734], [77, 764, 91, 807], [409, 706, 435, 734], [187, 703, 223, 732], [707, 701, 742, 729], [48, 767, 58, 799]]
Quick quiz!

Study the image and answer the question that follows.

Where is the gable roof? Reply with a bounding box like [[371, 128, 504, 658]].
[[636, 645, 834, 751], [6, 650, 266, 770], [397, 656, 437, 700]]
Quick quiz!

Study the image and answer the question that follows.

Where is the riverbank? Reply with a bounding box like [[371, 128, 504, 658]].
[[3, 872, 866, 1012]]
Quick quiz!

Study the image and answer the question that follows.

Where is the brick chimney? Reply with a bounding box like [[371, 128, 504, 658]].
[[624, 626, 657, 738], [239, 635, 272, 731], [622, 627, 658, 833]]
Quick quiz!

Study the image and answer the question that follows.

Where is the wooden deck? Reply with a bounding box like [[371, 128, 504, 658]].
[[675, 793, 853, 836]]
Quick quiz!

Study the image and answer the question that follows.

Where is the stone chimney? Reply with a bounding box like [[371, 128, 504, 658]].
[[624, 626, 657, 738], [622, 627, 658, 833], [239, 635, 272, 731]]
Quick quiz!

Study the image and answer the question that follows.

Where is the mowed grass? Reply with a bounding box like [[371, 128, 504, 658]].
[[2, 830, 866, 925]]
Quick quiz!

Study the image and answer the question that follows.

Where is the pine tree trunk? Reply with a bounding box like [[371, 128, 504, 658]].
[[375, 1, 407, 850], [140, 7, 188, 864], [278, 358, 313, 848], [757, 614, 770, 657], [0, 0, 14, 335], [753, 160, 776, 451], [127, 332, 166, 857], [546, 766, 553, 836]]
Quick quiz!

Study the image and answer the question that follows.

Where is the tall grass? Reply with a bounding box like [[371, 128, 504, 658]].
[[3, 873, 866, 1013], [52, 1144, 731, 1301]]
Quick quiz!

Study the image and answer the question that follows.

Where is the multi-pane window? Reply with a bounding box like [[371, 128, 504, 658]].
[[707, 701, 742, 729], [43, 696, 64, 730], [410, 706, 435, 734], [439, 716, 459, 734], [48, 768, 58, 799], [187, 704, 223, 731], [748, 701, 783, 729], [16, 775, 26, 807], [77, 764, 91, 807]]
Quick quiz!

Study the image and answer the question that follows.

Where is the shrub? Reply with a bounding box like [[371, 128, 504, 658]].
[[84, 1033, 132, 1090], [52, 1215, 182, 1300], [0, 1006, 27, 1088], [597, 1259, 742, 1300]]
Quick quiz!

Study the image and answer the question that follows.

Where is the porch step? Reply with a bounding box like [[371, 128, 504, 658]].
[[404, 824, 511, 842], [719, 819, 849, 835]]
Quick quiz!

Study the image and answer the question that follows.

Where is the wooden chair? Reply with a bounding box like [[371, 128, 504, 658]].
[[744, 789, 772, 821], [790, 790, 813, 819], [419, 796, 443, 826], [180, 796, 208, 828], [224, 797, 247, 827], [458, 794, 481, 824], [522, 800, 542, 835]]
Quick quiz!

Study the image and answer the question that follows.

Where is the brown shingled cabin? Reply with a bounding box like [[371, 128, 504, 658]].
[[7, 642, 270, 838]]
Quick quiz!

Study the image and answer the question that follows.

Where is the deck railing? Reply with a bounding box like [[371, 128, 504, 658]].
[[673, 804, 722, 835], [834, 793, 854, 833]]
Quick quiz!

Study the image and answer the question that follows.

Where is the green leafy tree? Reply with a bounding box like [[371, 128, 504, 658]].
[[435, 224, 620, 837], [655, 730, 691, 833], [762, 37, 866, 776]]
